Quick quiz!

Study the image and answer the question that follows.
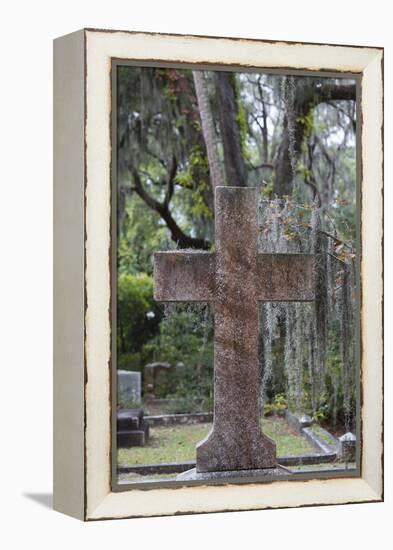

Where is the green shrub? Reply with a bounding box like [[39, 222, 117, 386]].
[[264, 393, 288, 416], [117, 273, 162, 356], [117, 352, 145, 373]]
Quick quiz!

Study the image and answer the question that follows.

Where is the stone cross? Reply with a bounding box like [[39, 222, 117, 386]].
[[154, 187, 315, 473]]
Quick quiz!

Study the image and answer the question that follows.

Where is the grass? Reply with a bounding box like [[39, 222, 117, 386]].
[[118, 423, 209, 466], [117, 417, 315, 467], [264, 417, 315, 457]]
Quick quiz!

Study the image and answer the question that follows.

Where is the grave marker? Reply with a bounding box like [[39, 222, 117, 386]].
[[117, 370, 141, 406], [154, 186, 315, 474]]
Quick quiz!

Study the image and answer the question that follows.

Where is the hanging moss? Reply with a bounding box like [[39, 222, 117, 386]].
[[311, 206, 329, 379], [258, 196, 356, 428], [259, 302, 281, 411], [232, 73, 250, 161], [339, 264, 355, 430]]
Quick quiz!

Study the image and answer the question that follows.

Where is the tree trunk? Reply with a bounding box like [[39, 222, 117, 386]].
[[215, 72, 247, 187], [273, 80, 356, 198], [192, 71, 225, 192], [273, 110, 308, 197]]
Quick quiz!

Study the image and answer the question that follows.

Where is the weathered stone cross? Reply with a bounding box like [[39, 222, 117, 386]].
[[154, 187, 315, 473]]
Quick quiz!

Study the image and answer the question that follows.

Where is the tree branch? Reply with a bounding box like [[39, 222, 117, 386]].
[[164, 155, 177, 207], [248, 162, 274, 171], [316, 83, 356, 104], [129, 165, 210, 250]]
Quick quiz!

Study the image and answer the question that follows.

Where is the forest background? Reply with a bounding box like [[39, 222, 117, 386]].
[[116, 66, 358, 432]]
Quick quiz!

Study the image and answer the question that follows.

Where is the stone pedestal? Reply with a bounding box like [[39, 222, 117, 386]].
[[177, 465, 290, 481], [117, 408, 150, 448], [338, 432, 356, 461]]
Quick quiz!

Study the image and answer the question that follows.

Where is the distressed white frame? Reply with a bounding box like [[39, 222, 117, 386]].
[[54, 29, 383, 521]]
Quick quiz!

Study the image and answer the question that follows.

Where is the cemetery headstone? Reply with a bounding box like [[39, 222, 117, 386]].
[[117, 370, 141, 406], [154, 186, 315, 479], [117, 408, 150, 448], [285, 410, 313, 433], [144, 362, 172, 398]]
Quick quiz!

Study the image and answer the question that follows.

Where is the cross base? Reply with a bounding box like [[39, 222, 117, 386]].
[[176, 465, 290, 481]]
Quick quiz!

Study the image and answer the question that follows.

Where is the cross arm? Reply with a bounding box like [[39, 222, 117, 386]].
[[153, 251, 215, 302], [257, 254, 315, 301]]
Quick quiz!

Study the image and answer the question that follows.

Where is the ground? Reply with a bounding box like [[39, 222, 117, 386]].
[[117, 417, 316, 467]]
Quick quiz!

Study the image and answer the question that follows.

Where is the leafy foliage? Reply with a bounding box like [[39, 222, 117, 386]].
[[118, 194, 169, 276], [117, 273, 162, 359], [143, 304, 214, 408]]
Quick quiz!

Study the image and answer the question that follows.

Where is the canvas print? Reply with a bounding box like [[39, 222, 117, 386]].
[[114, 65, 358, 486]]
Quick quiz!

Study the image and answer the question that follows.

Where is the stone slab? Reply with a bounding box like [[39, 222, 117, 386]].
[[117, 408, 144, 430], [302, 426, 339, 455], [117, 423, 150, 448], [117, 449, 338, 476], [177, 465, 290, 481], [145, 412, 213, 427]]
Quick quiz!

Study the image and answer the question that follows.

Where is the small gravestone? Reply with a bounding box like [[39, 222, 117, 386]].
[[144, 362, 172, 398], [338, 432, 356, 461], [154, 186, 315, 479], [117, 408, 150, 448], [117, 370, 141, 406], [285, 410, 313, 433]]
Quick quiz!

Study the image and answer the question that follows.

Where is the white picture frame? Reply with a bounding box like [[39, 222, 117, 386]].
[[53, 28, 383, 521]]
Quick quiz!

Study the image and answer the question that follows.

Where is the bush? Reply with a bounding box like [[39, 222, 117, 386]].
[[264, 393, 287, 417], [117, 273, 162, 357], [117, 352, 148, 373]]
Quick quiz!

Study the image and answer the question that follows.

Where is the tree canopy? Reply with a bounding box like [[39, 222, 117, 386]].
[[117, 66, 357, 429]]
